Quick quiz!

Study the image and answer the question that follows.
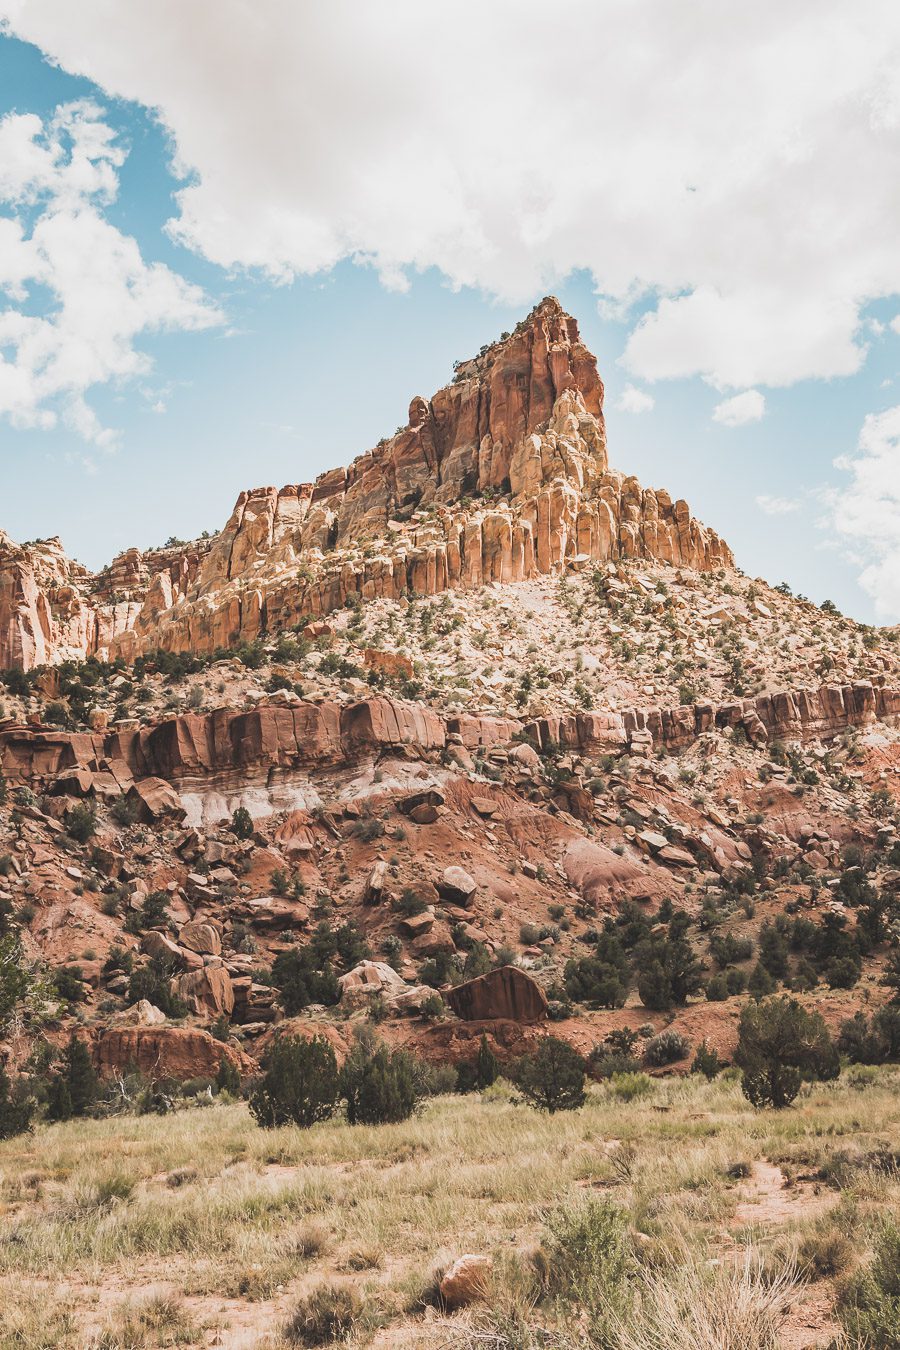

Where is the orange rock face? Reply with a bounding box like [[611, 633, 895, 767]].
[[0, 299, 732, 671]]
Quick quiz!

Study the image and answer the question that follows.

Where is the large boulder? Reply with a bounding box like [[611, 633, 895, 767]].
[[438, 865, 477, 906], [178, 919, 223, 956], [338, 960, 406, 1009], [174, 966, 234, 1018], [445, 966, 548, 1024], [126, 777, 187, 824]]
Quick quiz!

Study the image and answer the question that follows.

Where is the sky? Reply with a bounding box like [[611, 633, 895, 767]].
[[1, 2, 900, 624]]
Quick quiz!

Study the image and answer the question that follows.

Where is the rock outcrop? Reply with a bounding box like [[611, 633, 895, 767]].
[[3, 682, 898, 806], [1, 299, 731, 671], [445, 967, 549, 1024]]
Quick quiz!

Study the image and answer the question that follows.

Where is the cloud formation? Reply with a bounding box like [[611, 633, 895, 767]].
[[616, 384, 654, 415], [756, 495, 800, 516], [0, 99, 221, 444], [3, 0, 899, 399], [713, 390, 766, 428], [828, 406, 900, 622]]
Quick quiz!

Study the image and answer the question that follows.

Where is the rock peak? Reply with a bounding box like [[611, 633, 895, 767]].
[[1, 302, 732, 669]]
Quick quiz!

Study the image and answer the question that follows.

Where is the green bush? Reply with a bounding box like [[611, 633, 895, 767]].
[[0, 1067, 34, 1139], [249, 1035, 339, 1129], [231, 806, 255, 839], [513, 1036, 586, 1114], [839, 1218, 900, 1347], [540, 1197, 631, 1331], [643, 1029, 690, 1066], [692, 1039, 722, 1079], [735, 995, 839, 1108], [127, 959, 187, 1018], [271, 946, 340, 1014], [65, 802, 98, 844], [340, 1037, 420, 1125], [46, 1034, 98, 1122]]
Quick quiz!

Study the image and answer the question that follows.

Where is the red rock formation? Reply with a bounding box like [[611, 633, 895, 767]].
[[93, 1025, 250, 1080], [0, 299, 732, 671], [2, 683, 898, 802], [445, 966, 549, 1024]]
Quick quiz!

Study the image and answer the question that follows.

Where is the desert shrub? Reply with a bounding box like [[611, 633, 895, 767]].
[[838, 1006, 900, 1064], [710, 931, 754, 967], [282, 1284, 362, 1346], [215, 1057, 241, 1096], [0, 931, 32, 1031], [635, 918, 704, 1011], [692, 1040, 721, 1079], [231, 805, 254, 839], [838, 1217, 900, 1346], [110, 794, 140, 826], [46, 1034, 98, 1121], [644, 1029, 690, 1066], [127, 959, 186, 1018], [540, 1197, 631, 1327], [798, 1224, 855, 1280], [51, 966, 86, 1005], [513, 1035, 585, 1113], [0, 1066, 34, 1138], [735, 995, 839, 1108], [564, 955, 627, 1008], [271, 945, 341, 1014], [726, 966, 748, 995], [340, 1038, 420, 1125], [609, 1071, 652, 1102], [706, 972, 729, 1001], [456, 1033, 500, 1093], [65, 802, 97, 843], [249, 1035, 339, 1129], [123, 889, 170, 935]]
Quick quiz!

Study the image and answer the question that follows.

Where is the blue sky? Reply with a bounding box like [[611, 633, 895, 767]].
[[2, 6, 900, 624]]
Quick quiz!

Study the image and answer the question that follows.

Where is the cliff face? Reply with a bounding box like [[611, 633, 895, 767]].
[[3, 680, 896, 811], [0, 298, 732, 671]]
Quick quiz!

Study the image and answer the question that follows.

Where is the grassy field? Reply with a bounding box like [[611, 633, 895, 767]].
[[1, 1067, 899, 1348]]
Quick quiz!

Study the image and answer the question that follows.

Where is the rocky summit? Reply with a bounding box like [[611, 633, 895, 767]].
[[1, 298, 899, 1093], [1, 298, 730, 671]]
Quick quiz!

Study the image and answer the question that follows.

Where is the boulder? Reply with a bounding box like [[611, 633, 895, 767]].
[[126, 777, 187, 824], [174, 966, 234, 1018], [364, 860, 388, 903], [445, 966, 548, 1024], [440, 1255, 492, 1309], [438, 865, 477, 906], [338, 960, 406, 1009], [178, 919, 223, 956], [409, 920, 455, 958]]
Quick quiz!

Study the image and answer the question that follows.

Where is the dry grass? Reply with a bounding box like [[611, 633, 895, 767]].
[[0, 1068, 898, 1346]]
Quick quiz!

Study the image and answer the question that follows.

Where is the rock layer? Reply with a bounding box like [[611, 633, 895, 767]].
[[2, 682, 898, 802]]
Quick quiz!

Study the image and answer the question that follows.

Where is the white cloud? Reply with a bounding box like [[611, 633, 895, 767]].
[[756, 494, 800, 515], [826, 405, 900, 621], [616, 384, 654, 414], [712, 389, 766, 427], [0, 99, 221, 444], [3, 1, 900, 393], [891, 315, 900, 335]]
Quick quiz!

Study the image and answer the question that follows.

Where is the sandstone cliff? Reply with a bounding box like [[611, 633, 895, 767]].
[[1, 299, 731, 671]]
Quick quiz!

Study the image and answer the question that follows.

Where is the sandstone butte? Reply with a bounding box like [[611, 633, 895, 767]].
[[0, 296, 732, 672]]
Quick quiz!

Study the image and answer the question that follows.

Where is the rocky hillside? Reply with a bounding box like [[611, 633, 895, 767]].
[[1, 299, 899, 1089]]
